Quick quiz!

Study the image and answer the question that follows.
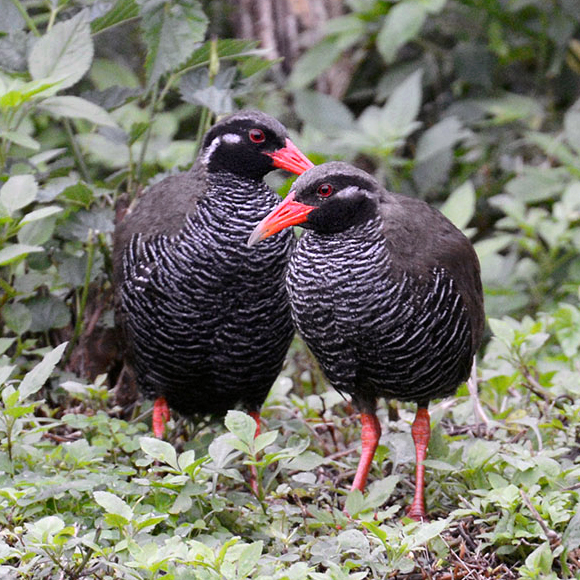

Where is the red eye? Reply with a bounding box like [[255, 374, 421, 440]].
[[318, 183, 333, 197], [249, 128, 266, 143]]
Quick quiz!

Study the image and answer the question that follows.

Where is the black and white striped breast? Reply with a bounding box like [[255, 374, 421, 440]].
[[121, 174, 295, 415], [287, 218, 474, 407]]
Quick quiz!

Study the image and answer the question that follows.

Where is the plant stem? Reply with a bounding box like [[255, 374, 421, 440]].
[[9, 0, 40, 36], [63, 230, 96, 366], [63, 119, 91, 183]]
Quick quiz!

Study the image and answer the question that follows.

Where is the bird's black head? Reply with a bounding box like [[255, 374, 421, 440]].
[[201, 111, 313, 179], [248, 162, 380, 244]]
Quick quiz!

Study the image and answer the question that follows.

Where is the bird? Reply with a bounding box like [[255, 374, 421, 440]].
[[248, 161, 485, 520], [113, 110, 314, 444]]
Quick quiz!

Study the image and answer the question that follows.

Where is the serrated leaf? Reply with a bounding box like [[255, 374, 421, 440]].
[[28, 11, 93, 90], [377, 1, 427, 64], [224, 410, 258, 446], [38, 96, 117, 127], [0, 174, 38, 215], [140, 0, 208, 87], [0, 243, 43, 266], [94, 491, 133, 522], [91, 0, 139, 34], [140, 436, 179, 469], [19, 342, 67, 400]]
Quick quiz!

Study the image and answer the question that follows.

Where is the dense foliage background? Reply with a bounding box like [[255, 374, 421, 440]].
[[1, 0, 580, 578]]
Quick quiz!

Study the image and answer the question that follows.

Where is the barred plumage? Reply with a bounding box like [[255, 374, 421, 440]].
[[249, 161, 485, 519], [113, 111, 313, 432]]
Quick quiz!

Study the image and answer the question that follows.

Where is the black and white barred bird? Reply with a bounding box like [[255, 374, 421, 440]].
[[249, 161, 485, 519], [113, 111, 313, 440]]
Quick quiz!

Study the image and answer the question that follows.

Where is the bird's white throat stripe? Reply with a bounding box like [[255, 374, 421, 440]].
[[203, 133, 243, 165]]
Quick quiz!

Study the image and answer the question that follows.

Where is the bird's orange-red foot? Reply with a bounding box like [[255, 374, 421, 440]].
[[407, 406, 431, 521], [351, 412, 382, 492], [152, 396, 171, 438]]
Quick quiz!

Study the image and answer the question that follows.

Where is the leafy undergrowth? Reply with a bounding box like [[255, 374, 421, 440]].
[[1, 315, 579, 579]]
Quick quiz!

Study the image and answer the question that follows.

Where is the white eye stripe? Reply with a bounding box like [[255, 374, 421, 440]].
[[222, 133, 242, 144], [202, 133, 243, 165]]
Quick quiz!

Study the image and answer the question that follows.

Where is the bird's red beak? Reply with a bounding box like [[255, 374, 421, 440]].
[[248, 191, 316, 246], [267, 138, 314, 175]]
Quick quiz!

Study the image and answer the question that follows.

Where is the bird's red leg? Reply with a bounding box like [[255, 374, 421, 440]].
[[351, 412, 382, 492], [407, 406, 430, 521], [152, 396, 171, 438], [248, 410, 261, 495]]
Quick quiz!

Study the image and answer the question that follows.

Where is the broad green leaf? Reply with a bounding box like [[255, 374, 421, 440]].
[[415, 116, 470, 162], [19, 342, 67, 400], [380, 68, 423, 138], [224, 410, 258, 446], [344, 489, 365, 517], [19, 206, 63, 225], [0, 130, 40, 151], [38, 96, 118, 127], [253, 430, 278, 453], [0, 243, 43, 266], [439, 180, 476, 230], [2, 302, 32, 335], [28, 11, 93, 90], [488, 318, 516, 346], [294, 89, 355, 134], [91, 0, 139, 34], [140, 0, 208, 87], [564, 107, 580, 154], [377, 1, 427, 64], [0, 365, 15, 386], [25, 515, 65, 542], [140, 436, 179, 470], [288, 23, 362, 90], [237, 541, 263, 579], [94, 491, 134, 522], [18, 214, 58, 245], [0, 0, 26, 32], [0, 174, 38, 215], [28, 296, 71, 332]]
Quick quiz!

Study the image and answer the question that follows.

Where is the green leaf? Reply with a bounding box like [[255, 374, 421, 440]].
[[224, 410, 258, 446], [439, 180, 476, 231], [564, 107, 580, 154], [0, 243, 44, 266], [294, 89, 355, 134], [28, 10, 93, 90], [253, 430, 278, 453], [140, 0, 208, 88], [91, 0, 139, 34], [344, 489, 365, 517], [237, 541, 263, 578], [28, 296, 71, 332], [19, 206, 63, 225], [2, 302, 32, 335], [94, 491, 133, 523], [38, 96, 118, 127], [377, 1, 427, 64], [288, 23, 362, 90], [19, 342, 67, 400], [0, 130, 41, 151], [0, 174, 38, 215], [140, 436, 179, 470]]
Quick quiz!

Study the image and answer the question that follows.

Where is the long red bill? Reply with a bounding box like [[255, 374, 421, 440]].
[[267, 138, 314, 175], [248, 191, 316, 247]]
